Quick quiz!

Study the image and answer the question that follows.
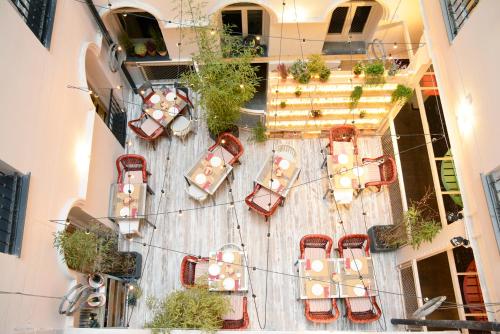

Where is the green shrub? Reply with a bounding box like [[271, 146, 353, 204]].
[[349, 85, 363, 110], [149, 27, 166, 52], [118, 32, 134, 55], [319, 66, 331, 82], [134, 43, 147, 56], [307, 54, 330, 82], [251, 121, 267, 143], [289, 60, 311, 84], [280, 101, 287, 108], [294, 87, 302, 97], [391, 84, 413, 104], [353, 62, 364, 76], [364, 60, 385, 85]]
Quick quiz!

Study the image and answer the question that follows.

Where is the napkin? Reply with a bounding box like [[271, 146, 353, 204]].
[[131, 208, 137, 218], [323, 286, 330, 297], [274, 156, 283, 165], [305, 259, 311, 270], [205, 153, 214, 161], [216, 252, 223, 262], [202, 181, 211, 190], [345, 258, 351, 270], [234, 279, 240, 291]]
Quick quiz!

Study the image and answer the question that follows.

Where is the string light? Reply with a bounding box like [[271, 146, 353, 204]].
[[210, 29, 216, 35], [178, 210, 183, 216], [117, 46, 122, 51], [393, 42, 398, 49], [122, 13, 127, 17]]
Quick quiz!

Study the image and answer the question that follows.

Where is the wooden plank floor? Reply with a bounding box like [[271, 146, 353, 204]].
[[122, 92, 405, 331]]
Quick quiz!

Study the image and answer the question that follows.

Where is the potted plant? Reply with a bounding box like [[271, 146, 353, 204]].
[[364, 60, 385, 85], [294, 87, 302, 97], [250, 121, 267, 143], [53, 224, 141, 278], [307, 55, 331, 82], [359, 110, 367, 118], [310, 109, 321, 118], [146, 285, 231, 331], [150, 27, 167, 57], [319, 66, 331, 82], [391, 84, 413, 104], [134, 43, 147, 57], [367, 190, 441, 252], [349, 85, 363, 110], [145, 40, 157, 56], [289, 59, 311, 84], [118, 32, 134, 56], [353, 62, 363, 77], [127, 283, 142, 306], [280, 101, 287, 108], [181, 24, 259, 140], [277, 63, 288, 80]]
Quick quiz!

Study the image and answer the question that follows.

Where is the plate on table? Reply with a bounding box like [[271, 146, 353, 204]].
[[340, 176, 351, 187], [119, 207, 130, 217], [195, 173, 207, 185], [311, 260, 324, 272], [338, 153, 349, 164], [152, 109, 163, 120], [353, 284, 366, 296], [278, 159, 290, 170], [208, 264, 221, 276], [311, 283, 324, 296], [269, 179, 281, 190], [210, 156, 222, 168], [168, 106, 179, 116], [223, 277, 235, 290], [351, 259, 363, 271], [149, 94, 161, 104], [222, 251, 235, 263], [166, 91, 176, 102], [123, 184, 135, 194], [352, 166, 364, 177]]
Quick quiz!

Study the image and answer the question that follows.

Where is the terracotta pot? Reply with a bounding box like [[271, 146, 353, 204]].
[[158, 50, 167, 57]]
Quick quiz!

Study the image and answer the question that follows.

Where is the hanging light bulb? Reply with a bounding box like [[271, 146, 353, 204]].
[[116, 85, 122, 90], [127, 139, 132, 146], [122, 13, 127, 17], [393, 42, 398, 49], [210, 29, 216, 35], [256, 36, 261, 41], [117, 46, 122, 51], [239, 84, 244, 89], [178, 210, 183, 216]]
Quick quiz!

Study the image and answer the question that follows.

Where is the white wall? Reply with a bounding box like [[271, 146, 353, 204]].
[[0, 0, 126, 332], [419, 0, 500, 320]]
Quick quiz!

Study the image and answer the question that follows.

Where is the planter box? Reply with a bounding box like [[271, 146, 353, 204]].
[[111, 251, 142, 279], [367, 225, 399, 253]]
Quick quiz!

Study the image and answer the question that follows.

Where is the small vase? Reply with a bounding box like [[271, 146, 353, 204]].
[[158, 50, 167, 57]]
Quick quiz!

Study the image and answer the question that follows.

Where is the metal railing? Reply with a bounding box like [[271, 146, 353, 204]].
[[442, 0, 480, 39], [9, 0, 57, 47], [106, 89, 127, 147]]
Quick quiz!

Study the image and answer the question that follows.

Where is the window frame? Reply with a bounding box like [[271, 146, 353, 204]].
[[439, 0, 480, 41], [481, 167, 500, 252]]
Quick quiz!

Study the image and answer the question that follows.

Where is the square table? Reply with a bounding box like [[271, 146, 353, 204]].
[[185, 151, 234, 196], [297, 259, 339, 299], [143, 88, 188, 127], [109, 183, 148, 236], [338, 257, 377, 298], [207, 250, 248, 292], [255, 154, 300, 198]]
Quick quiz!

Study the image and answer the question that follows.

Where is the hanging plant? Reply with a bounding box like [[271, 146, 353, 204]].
[[250, 121, 267, 143], [353, 62, 364, 77], [349, 85, 363, 110], [289, 60, 311, 84], [280, 101, 287, 108], [391, 84, 413, 104], [364, 60, 385, 85], [310, 109, 321, 118], [359, 110, 367, 118], [294, 86, 302, 97]]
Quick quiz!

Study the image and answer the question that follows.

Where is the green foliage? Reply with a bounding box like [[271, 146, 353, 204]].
[[181, 22, 259, 136], [134, 43, 147, 56], [364, 60, 386, 85], [280, 101, 287, 108], [294, 86, 302, 97], [307, 54, 331, 82], [277, 63, 288, 79], [289, 60, 311, 84], [149, 27, 166, 52], [349, 85, 363, 110], [250, 121, 267, 143], [359, 110, 367, 118], [118, 32, 134, 55], [391, 84, 413, 104], [146, 286, 231, 331], [379, 190, 441, 250], [310, 109, 321, 118], [353, 62, 364, 76], [128, 283, 143, 306]]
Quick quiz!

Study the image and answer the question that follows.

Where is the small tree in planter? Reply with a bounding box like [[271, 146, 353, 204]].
[[368, 190, 441, 252], [364, 60, 385, 85], [181, 22, 259, 139]]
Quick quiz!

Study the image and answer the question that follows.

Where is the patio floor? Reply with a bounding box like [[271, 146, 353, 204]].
[[122, 92, 405, 331]]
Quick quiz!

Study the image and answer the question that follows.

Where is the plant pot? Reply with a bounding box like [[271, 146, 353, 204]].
[[208, 125, 239, 141], [88, 273, 105, 288], [110, 251, 142, 279], [367, 225, 399, 253], [147, 50, 157, 56], [158, 50, 167, 57]]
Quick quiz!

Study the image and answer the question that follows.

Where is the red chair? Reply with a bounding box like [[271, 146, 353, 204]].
[[138, 81, 155, 103], [208, 133, 244, 166], [299, 234, 334, 259], [362, 155, 397, 191], [338, 234, 381, 323], [180, 255, 210, 288], [116, 154, 153, 194], [222, 296, 249, 329], [305, 299, 340, 323], [338, 234, 370, 258], [245, 184, 283, 221], [463, 261, 487, 321], [128, 113, 164, 150], [328, 125, 359, 155]]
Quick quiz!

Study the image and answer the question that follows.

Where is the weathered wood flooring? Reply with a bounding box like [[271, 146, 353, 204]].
[[122, 92, 404, 331]]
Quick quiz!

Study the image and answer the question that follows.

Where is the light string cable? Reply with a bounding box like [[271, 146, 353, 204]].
[[48, 136, 446, 223], [49, 217, 500, 313]]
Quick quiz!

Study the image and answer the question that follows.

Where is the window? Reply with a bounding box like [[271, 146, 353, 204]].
[[221, 8, 264, 37], [118, 12, 158, 39], [349, 6, 372, 33], [222, 10, 243, 35], [247, 10, 263, 35], [440, 0, 480, 40], [328, 7, 349, 34], [482, 166, 500, 251], [0, 160, 30, 256], [9, 0, 57, 47]]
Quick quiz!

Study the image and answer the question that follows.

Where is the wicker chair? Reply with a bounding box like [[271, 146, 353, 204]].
[[345, 296, 382, 323], [305, 299, 340, 323], [221, 296, 249, 329], [138, 81, 155, 103], [208, 133, 244, 166], [328, 125, 359, 155], [275, 144, 297, 162], [299, 234, 334, 259], [180, 255, 210, 288], [338, 234, 370, 257], [245, 184, 283, 221], [128, 113, 164, 150], [116, 154, 154, 194], [362, 155, 397, 192]]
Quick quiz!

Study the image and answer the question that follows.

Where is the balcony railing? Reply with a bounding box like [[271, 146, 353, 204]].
[[9, 0, 57, 47], [441, 0, 480, 39], [106, 89, 127, 147]]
